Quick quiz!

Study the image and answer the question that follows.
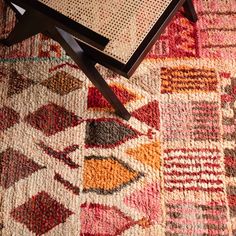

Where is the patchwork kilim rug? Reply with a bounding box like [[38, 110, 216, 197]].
[[1, 0, 236, 235]]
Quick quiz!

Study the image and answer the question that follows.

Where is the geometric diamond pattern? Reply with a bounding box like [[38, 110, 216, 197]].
[[10, 191, 73, 235], [7, 69, 36, 97], [0, 148, 44, 189], [83, 156, 143, 194], [0, 106, 20, 132], [24, 103, 82, 136], [41, 71, 83, 95]]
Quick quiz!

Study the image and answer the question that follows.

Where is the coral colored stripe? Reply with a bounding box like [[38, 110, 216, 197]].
[[165, 179, 223, 185], [223, 125, 235, 133], [164, 170, 223, 176], [165, 187, 224, 192], [166, 228, 228, 235], [225, 156, 236, 167], [221, 94, 235, 102], [227, 195, 236, 206]]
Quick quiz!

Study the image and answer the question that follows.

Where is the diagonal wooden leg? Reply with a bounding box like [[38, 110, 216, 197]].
[[183, 0, 198, 23], [47, 27, 131, 120], [1, 11, 48, 46]]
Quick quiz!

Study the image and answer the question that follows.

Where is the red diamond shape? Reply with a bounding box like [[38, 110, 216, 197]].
[[11, 191, 73, 235], [0, 106, 20, 132], [0, 148, 44, 189], [24, 103, 81, 136]]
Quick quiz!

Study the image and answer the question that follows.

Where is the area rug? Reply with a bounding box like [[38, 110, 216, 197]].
[[0, 0, 236, 235]]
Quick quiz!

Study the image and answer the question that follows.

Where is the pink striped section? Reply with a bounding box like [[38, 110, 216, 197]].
[[166, 217, 228, 226], [165, 200, 228, 235]]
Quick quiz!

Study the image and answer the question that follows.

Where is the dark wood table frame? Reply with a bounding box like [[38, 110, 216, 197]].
[[1, 0, 197, 120]]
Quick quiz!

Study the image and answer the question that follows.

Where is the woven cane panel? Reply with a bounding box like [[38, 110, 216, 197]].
[[39, 0, 172, 63]]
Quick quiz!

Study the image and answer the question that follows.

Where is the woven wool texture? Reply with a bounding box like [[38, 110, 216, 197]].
[[0, 0, 236, 235]]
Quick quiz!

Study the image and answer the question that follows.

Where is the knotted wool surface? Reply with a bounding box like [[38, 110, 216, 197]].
[[0, 0, 236, 235]]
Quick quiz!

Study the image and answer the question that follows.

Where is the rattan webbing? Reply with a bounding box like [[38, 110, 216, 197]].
[[39, 0, 172, 63]]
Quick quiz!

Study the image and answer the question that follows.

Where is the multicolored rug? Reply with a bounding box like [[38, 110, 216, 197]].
[[1, 0, 236, 235]]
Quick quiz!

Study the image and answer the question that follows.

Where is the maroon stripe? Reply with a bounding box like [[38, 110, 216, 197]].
[[165, 155, 220, 161], [165, 186, 224, 192], [54, 173, 80, 195], [164, 170, 223, 176], [165, 179, 223, 185]]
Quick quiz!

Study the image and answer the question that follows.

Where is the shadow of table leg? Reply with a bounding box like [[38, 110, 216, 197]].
[[1, 11, 48, 46]]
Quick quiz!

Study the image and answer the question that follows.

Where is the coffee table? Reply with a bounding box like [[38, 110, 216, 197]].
[[1, 0, 197, 120]]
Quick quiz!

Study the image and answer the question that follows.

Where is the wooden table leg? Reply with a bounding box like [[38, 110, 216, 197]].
[[47, 27, 131, 120], [183, 0, 198, 23]]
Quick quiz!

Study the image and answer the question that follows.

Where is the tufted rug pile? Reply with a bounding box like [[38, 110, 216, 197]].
[[0, 0, 236, 235]]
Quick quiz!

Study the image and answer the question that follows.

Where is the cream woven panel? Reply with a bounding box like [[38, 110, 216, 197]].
[[39, 0, 172, 63]]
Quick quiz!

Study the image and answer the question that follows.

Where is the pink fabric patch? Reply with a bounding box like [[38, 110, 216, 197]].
[[124, 182, 161, 223]]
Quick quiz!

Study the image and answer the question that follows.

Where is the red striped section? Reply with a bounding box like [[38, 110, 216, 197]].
[[164, 170, 223, 176], [165, 155, 220, 161], [164, 148, 223, 193], [166, 179, 223, 185]]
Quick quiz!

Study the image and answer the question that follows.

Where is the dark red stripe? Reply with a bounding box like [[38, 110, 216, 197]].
[[165, 163, 220, 168], [164, 170, 223, 176], [165, 179, 223, 185], [165, 187, 224, 192], [54, 173, 80, 195], [165, 155, 220, 161]]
